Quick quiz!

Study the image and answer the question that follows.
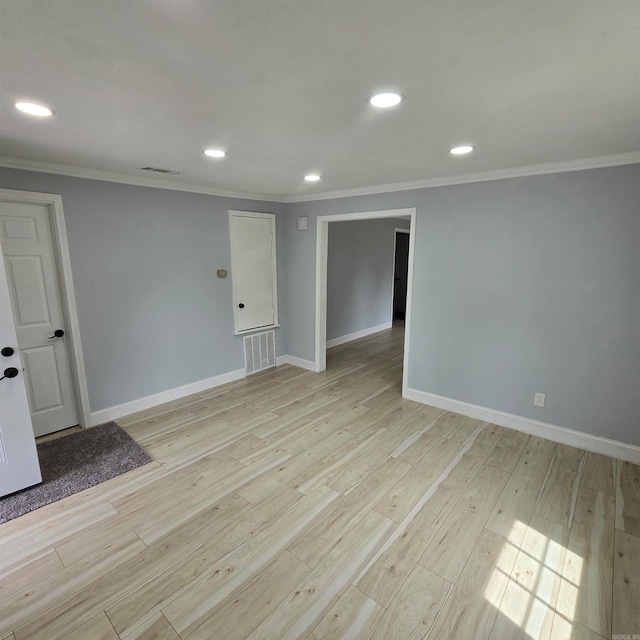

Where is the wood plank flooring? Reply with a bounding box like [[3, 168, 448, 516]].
[[1, 327, 638, 639]]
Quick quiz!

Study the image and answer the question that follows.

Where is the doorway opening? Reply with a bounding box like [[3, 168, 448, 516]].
[[315, 208, 416, 397], [392, 228, 410, 327]]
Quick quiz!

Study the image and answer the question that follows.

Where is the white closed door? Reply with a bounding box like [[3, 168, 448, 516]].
[[0, 242, 42, 496], [230, 212, 277, 333], [0, 201, 78, 437]]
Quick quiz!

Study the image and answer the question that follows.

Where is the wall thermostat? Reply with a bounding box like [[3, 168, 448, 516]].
[[297, 216, 308, 230], [217, 269, 228, 278]]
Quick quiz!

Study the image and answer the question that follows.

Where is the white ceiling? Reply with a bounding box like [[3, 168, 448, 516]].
[[1, 0, 639, 200]]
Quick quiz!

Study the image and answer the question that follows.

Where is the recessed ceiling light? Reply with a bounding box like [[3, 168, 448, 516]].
[[304, 174, 321, 182], [15, 101, 54, 117], [368, 91, 403, 108], [450, 145, 475, 155], [204, 149, 227, 158]]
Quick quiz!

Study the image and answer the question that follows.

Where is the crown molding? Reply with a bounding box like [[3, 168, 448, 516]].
[[0, 156, 281, 203], [1, 151, 639, 205], [281, 152, 640, 203]]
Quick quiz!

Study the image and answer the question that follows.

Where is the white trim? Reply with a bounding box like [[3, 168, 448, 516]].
[[1, 153, 638, 204], [404, 387, 640, 464], [234, 323, 280, 336], [90, 368, 246, 425], [276, 355, 318, 372], [285, 152, 640, 202], [315, 216, 329, 372], [315, 209, 416, 224], [0, 188, 92, 428], [326, 322, 392, 348], [93, 353, 320, 425], [315, 208, 417, 387], [229, 210, 279, 334], [0, 156, 279, 202], [402, 218, 417, 398]]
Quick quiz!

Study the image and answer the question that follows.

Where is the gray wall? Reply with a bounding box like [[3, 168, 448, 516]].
[[2, 163, 639, 446], [0, 168, 287, 411], [327, 219, 408, 341], [286, 164, 640, 446]]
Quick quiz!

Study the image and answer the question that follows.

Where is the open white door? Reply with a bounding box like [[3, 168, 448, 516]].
[[0, 200, 79, 436], [0, 242, 42, 497]]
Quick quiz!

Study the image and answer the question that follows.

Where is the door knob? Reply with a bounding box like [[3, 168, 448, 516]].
[[1, 367, 19, 380], [238, 303, 245, 309], [1, 347, 14, 357], [47, 329, 65, 339]]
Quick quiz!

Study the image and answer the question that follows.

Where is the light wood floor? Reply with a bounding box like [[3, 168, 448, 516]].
[[1, 327, 639, 640]]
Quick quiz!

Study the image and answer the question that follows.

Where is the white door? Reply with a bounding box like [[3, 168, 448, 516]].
[[229, 212, 278, 333], [0, 201, 79, 437], [0, 243, 42, 496]]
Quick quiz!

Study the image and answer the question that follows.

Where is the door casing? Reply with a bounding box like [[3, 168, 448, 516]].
[[315, 207, 417, 398], [0, 188, 91, 428]]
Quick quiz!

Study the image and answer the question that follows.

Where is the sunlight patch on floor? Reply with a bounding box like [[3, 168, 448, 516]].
[[484, 518, 583, 639]]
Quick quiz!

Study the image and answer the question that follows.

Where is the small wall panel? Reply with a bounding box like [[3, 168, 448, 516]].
[[1, 216, 38, 241], [6, 255, 50, 326], [23, 346, 64, 413]]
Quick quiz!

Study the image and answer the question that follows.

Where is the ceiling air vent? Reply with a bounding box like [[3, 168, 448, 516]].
[[140, 167, 182, 175]]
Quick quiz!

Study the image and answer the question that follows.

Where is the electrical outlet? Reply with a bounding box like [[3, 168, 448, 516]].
[[534, 392, 546, 408]]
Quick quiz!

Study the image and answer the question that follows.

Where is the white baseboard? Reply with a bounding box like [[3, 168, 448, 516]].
[[91, 355, 320, 426], [404, 387, 640, 464], [276, 354, 319, 372], [90, 368, 246, 425], [326, 322, 393, 349]]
